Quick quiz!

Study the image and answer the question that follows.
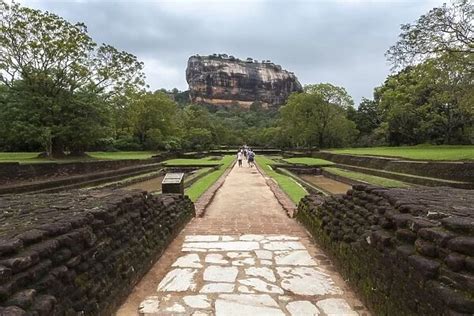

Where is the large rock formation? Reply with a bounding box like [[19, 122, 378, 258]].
[[186, 54, 302, 108]]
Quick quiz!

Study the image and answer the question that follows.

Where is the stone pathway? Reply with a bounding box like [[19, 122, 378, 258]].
[[116, 162, 368, 316]]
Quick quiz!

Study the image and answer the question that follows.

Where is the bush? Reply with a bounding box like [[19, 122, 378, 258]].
[[113, 135, 143, 151]]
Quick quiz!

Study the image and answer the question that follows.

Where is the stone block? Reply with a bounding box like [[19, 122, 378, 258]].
[[0, 239, 23, 256], [439, 267, 474, 291], [441, 217, 474, 234], [447, 237, 474, 256], [418, 227, 455, 247], [415, 239, 437, 258], [5, 289, 36, 309], [0, 306, 27, 316], [408, 255, 440, 279], [396, 229, 417, 243], [15, 229, 47, 245], [444, 253, 465, 272]]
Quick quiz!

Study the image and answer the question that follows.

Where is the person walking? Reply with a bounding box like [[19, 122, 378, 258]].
[[237, 150, 243, 167], [247, 149, 255, 168]]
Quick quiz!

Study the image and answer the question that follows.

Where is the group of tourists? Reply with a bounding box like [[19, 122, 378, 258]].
[[237, 145, 255, 168]]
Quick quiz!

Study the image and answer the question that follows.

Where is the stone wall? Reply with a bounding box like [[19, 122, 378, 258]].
[[0, 160, 154, 186], [297, 185, 474, 315], [0, 190, 195, 315], [313, 152, 474, 183]]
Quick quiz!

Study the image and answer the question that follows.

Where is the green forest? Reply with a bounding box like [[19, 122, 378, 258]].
[[0, 0, 472, 157]]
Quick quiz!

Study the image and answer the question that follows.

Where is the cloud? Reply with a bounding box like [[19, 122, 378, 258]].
[[21, 0, 446, 104]]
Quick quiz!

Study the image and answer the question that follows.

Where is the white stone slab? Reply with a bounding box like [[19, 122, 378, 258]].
[[138, 296, 160, 314], [185, 235, 220, 242], [183, 241, 260, 251], [172, 253, 202, 268], [316, 298, 358, 315], [227, 251, 252, 258], [166, 303, 186, 313], [286, 301, 320, 316], [183, 295, 211, 309], [221, 236, 235, 241], [255, 250, 273, 260], [266, 235, 300, 241], [263, 241, 305, 251], [215, 294, 284, 316], [200, 283, 235, 293], [239, 278, 284, 294], [157, 268, 197, 292], [232, 258, 256, 266], [240, 234, 265, 241], [238, 285, 255, 293], [245, 267, 276, 282], [203, 266, 238, 283], [218, 294, 279, 307], [205, 254, 229, 265], [261, 260, 273, 265], [277, 267, 342, 296], [279, 295, 291, 302], [192, 312, 211, 316], [274, 250, 317, 266]]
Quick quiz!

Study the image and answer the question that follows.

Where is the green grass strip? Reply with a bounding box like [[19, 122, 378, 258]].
[[0, 151, 157, 163], [327, 145, 474, 161], [256, 156, 308, 204], [323, 167, 410, 188], [185, 155, 235, 202], [283, 157, 334, 166], [163, 156, 224, 166], [88, 151, 157, 160]]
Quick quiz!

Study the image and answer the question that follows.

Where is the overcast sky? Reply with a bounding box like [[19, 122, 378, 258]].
[[22, 0, 445, 104]]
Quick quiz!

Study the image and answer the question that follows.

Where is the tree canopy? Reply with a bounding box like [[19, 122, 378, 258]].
[[386, 0, 473, 69], [0, 0, 144, 156]]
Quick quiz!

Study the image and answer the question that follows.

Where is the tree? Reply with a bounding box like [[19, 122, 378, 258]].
[[0, 1, 145, 156], [386, 0, 473, 69], [354, 98, 383, 135], [376, 56, 473, 145], [280, 84, 358, 149], [128, 91, 180, 149], [304, 83, 354, 109]]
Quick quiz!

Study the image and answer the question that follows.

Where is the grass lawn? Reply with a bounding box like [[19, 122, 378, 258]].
[[283, 157, 334, 166], [256, 156, 308, 204], [163, 156, 225, 166], [185, 155, 235, 202], [0, 151, 157, 163], [88, 151, 156, 160], [323, 167, 410, 188], [327, 145, 474, 161], [0, 152, 42, 163]]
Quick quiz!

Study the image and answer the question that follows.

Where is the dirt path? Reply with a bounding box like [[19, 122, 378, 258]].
[[116, 162, 368, 315]]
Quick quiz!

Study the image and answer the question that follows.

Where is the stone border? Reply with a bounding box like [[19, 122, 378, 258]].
[[254, 163, 297, 218], [194, 161, 236, 217], [314, 151, 474, 184], [0, 163, 163, 195]]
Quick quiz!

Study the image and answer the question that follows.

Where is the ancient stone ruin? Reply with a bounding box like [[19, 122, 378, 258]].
[[0, 190, 194, 315], [297, 185, 474, 315], [186, 54, 302, 108]]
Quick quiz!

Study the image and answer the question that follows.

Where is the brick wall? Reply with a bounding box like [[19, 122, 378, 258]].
[[297, 185, 474, 315], [0, 190, 194, 315]]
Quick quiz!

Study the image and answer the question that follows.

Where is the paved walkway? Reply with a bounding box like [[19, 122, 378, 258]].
[[116, 162, 368, 315]]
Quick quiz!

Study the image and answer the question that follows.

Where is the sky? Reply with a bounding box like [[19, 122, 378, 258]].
[[21, 0, 446, 104]]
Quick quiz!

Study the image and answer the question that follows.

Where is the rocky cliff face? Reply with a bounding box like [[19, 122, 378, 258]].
[[186, 54, 302, 108]]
